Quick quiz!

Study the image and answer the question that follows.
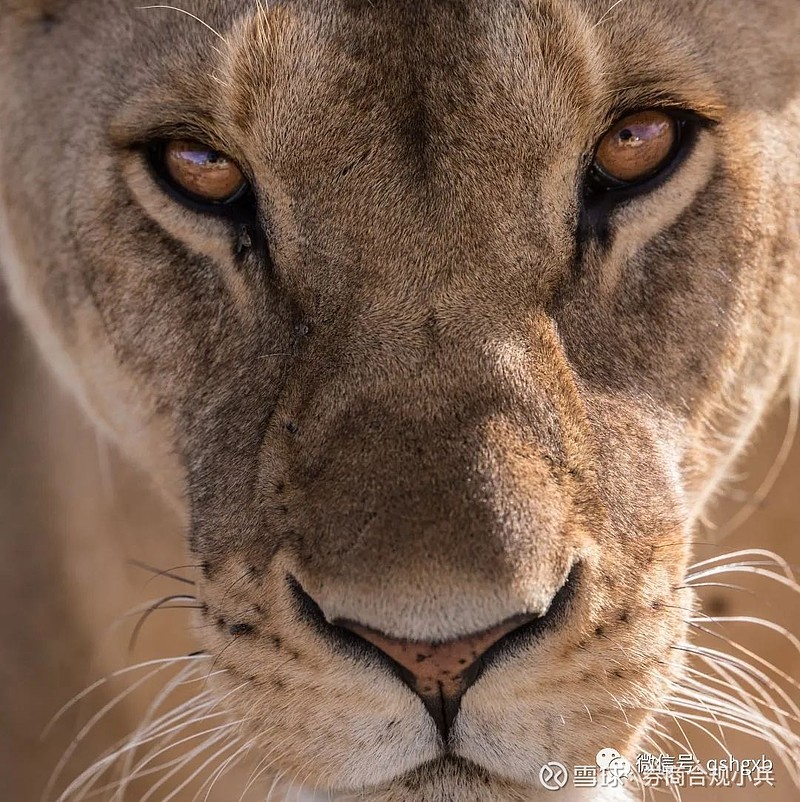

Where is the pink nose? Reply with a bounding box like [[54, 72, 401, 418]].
[[339, 615, 537, 737]]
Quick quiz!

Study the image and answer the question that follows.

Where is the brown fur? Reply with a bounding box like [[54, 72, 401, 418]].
[[0, 0, 798, 800]]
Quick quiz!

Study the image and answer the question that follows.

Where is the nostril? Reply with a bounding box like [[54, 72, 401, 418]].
[[289, 565, 581, 741]]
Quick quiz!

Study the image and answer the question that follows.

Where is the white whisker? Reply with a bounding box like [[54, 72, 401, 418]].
[[43, 654, 208, 739], [157, 736, 242, 802], [690, 614, 800, 659], [46, 658, 205, 801], [137, 5, 227, 42]]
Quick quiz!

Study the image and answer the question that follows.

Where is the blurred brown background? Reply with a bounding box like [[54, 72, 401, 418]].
[[664, 397, 800, 802]]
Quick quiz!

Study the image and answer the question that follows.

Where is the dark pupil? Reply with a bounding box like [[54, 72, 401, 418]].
[[619, 128, 635, 142]]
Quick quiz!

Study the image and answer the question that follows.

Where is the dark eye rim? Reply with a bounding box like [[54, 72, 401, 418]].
[[585, 108, 707, 201], [145, 140, 256, 221]]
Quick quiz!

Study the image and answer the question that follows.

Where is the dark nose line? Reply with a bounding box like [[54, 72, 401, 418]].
[[335, 614, 537, 739]]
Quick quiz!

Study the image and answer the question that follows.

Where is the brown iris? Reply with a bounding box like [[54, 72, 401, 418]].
[[163, 139, 247, 203], [593, 111, 679, 185]]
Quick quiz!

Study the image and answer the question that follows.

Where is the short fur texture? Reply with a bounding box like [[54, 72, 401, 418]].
[[0, 0, 799, 800]]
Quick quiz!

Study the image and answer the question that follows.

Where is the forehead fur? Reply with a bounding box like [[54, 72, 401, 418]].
[[216, 0, 726, 148]]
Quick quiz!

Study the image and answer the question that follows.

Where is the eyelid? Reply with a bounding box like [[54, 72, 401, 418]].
[[121, 120, 255, 185], [111, 107, 231, 150], [596, 106, 717, 146], [601, 87, 724, 127]]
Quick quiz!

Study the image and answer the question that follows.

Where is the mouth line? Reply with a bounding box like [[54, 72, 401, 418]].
[[347, 753, 504, 794]]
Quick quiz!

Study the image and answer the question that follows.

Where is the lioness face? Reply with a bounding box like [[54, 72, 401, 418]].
[[1, 0, 799, 799]]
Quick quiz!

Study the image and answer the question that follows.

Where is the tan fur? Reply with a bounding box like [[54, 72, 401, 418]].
[[0, 0, 798, 800]]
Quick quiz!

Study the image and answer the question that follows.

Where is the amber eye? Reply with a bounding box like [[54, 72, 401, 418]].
[[161, 139, 248, 204], [592, 110, 679, 186]]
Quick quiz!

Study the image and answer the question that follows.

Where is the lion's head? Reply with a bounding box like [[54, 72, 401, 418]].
[[1, 0, 799, 799]]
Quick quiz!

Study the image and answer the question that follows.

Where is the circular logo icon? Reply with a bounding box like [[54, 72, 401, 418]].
[[607, 756, 633, 779], [539, 761, 570, 791]]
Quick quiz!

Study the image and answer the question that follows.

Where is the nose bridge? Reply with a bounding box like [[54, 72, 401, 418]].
[[260, 306, 584, 640], [309, 285, 578, 458]]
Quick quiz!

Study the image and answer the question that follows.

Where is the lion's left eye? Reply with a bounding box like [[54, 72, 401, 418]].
[[591, 110, 681, 188], [155, 139, 250, 206]]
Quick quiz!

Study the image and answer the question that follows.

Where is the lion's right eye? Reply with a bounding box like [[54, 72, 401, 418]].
[[591, 110, 680, 188], [152, 139, 251, 209]]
